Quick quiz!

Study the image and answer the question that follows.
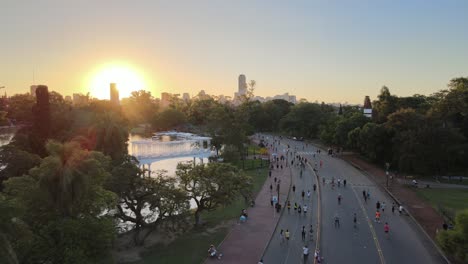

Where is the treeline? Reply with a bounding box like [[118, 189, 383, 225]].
[[0, 91, 252, 263], [152, 77, 468, 176]]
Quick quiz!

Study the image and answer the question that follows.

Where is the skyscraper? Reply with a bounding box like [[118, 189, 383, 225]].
[[110, 83, 119, 105], [238, 74, 247, 95]]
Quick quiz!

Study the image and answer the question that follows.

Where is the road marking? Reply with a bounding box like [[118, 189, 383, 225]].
[[350, 185, 386, 264]]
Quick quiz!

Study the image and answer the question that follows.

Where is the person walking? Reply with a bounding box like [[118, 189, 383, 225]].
[[392, 202, 396, 214], [287, 201, 291, 213], [303, 204, 308, 214], [285, 229, 290, 243], [301, 226, 306, 241], [375, 210, 381, 223], [293, 185, 296, 192], [279, 229, 284, 244], [294, 202, 298, 212], [362, 190, 367, 200], [376, 201, 381, 211], [313, 184, 317, 191], [301, 190, 305, 200], [270, 183, 273, 193], [303, 245, 310, 263], [384, 222, 390, 239], [334, 214, 340, 228], [399, 205, 403, 215], [353, 213, 357, 228], [343, 179, 347, 187], [309, 225, 314, 241], [382, 202, 386, 213], [307, 190, 311, 199], [298, 204, 302, 214]]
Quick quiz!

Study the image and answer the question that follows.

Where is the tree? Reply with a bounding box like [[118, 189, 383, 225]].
[[437, 209, 468, 262], [89, 111, 129, 161], [6, 93, 35, 123], [121, 90, 158, 125], [176, 162, 252, 226], [152, 108, 187, 131], [0, 145, 41, 187], [372, 86, 398, 123], [2, 140, 117, 263], [107, 156, 189, 245]]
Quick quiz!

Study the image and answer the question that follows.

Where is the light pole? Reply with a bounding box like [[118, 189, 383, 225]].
[[385, 162, 390, 188]]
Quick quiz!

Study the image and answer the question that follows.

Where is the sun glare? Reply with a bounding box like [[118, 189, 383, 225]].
[[88, 63, 146, 99]]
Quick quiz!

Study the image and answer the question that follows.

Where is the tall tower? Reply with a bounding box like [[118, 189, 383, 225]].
[[110, 83, 119, 105], [238, 74, 247, 95], [363, 96, 372, 118]]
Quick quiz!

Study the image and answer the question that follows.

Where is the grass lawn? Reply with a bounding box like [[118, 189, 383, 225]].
[[134, 166, 269, 264], [415, 188, 468, 221]]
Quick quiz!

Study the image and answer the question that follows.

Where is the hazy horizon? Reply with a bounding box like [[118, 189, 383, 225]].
[[1, 0, 468, 103]]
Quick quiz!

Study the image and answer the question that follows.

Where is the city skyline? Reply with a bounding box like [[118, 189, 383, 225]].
[[1, 1, 468, 104]]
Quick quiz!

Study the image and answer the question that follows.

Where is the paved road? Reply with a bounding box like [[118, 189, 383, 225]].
[[263, 136, 446, 264]]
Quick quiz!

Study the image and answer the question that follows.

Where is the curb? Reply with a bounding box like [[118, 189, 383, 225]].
[[307, 163, 322, 264], [260, 166, 293, 260], [345, 159, 451, 264]]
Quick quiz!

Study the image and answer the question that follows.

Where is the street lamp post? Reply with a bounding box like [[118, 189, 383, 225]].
[[385, 162, 390, 188]]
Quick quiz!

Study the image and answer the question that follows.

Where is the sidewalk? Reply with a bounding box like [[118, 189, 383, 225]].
[[206, 144, 291, 263]]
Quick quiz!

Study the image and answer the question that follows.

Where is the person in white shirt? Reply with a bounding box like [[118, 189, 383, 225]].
[[303, 245, 309, 262], [303, 204, 308, 214]]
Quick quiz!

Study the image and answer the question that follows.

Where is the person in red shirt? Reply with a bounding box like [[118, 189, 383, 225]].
[[375, 210, 381, 223]]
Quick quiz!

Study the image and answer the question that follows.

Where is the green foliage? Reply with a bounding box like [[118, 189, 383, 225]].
[[437, 209, 468, 263], [107, 156, 189, 245], [121, 90, 159, 125], [2, 141, 117, 263], [152, 108, 187, 131], [176, 162, 252, 225], [280, 102, 334, 138], [0, 145, 41, 186], [89, 111, 129, 161], [6, 93, 35, 123]]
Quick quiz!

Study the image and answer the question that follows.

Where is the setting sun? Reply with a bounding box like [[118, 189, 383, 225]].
[[87, 63, 146, 99]]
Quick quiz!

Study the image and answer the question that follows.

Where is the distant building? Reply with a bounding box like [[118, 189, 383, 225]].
[[161, 92, 171, 108], [110, 83, 119, 105], [363, 96, 372, 118], [64, 95, 72, 103], [182, 93, 190, 101], [238, 74, 247, 95], [30, 85, 39, 97], [73, 93, 89, 106]]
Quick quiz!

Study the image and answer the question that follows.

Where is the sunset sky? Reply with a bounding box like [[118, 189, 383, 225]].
[[1, 0, 468, 103]]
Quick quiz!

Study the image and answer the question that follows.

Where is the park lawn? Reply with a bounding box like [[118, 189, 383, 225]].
[[135, 166, 268, 264], [415, 188, 468, 212]]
